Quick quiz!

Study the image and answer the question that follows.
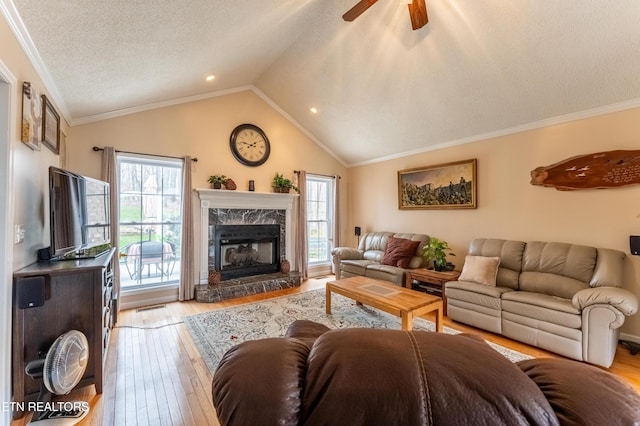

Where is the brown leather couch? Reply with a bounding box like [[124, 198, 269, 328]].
[[212, 320, 640, 426]]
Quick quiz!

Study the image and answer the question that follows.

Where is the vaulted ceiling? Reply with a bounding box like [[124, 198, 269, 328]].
[[5, 1, 640, 166]]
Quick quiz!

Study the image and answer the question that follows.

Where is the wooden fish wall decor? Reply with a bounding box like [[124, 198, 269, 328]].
[[530, 150, 640, 191]]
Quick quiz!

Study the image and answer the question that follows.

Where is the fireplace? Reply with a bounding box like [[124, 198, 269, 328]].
[[214, 224, 280, 280], [197, 189, 297, 285]]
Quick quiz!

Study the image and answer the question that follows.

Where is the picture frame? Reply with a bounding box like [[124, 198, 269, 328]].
[[398, 158, 477, 209], [20, 82, 41, 151], [41, 94, 60, 154]]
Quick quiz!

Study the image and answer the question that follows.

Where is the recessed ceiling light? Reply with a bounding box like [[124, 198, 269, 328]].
[[206, 75, 215, 82], [310, 107, 318, 114]]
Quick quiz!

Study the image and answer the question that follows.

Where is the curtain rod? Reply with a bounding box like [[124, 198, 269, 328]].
[[92, 146, 198, 162], [294, 170, 340, 179]]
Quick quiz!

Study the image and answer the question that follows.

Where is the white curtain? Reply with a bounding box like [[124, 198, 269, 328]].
[[332, 175, 340, 249], [178, 156, 195, 301], [331, 175, 340, 274], [295, 171, 308, 279], [101, 147, 121, 312]]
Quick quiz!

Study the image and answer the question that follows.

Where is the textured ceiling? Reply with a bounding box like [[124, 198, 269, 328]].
[[7, 0, 640, 165]]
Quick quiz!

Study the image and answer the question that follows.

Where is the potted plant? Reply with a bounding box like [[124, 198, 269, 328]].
[[422, 237, 455, 271], [272, 173, 299, 193], [208, 174, 228, 189]]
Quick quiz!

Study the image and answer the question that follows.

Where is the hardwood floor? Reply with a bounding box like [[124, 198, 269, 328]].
[[11, 276, 640, 425]]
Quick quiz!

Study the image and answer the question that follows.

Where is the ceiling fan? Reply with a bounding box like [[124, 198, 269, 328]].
[[343, 0, 428, 30]]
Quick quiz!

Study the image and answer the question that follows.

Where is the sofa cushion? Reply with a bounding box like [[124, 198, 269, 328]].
[[380, 236, 421, 268], [445, 281, 513, 311], [518, 358, 640, 426], [468, 238, 525, 289], [502, 292, 582, 329], [458, 255, 501, 286], [519, 271, 589, 300], [365, 264, 406, 284], [522, 242, 596, 284], [301, 329, 558, 426], [341, 259, 377, 276]]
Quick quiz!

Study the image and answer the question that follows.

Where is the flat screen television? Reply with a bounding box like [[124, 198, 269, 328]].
[[49, 166, 111, 259]]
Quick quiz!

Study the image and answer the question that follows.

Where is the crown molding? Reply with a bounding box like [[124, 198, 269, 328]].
[[0, 0, 70, 121], [348, 97, 640, 168], [69, 85, 255, 126]]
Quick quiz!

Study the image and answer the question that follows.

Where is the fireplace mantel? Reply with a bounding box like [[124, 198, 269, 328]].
[[196, 189, 298, 283]]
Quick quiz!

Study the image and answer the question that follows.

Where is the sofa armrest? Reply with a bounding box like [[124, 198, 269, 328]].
[[572, 287, 639, 316], [331, 247, 363, 261]]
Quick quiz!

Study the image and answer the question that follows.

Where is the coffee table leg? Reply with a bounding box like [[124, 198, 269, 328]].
[[326, 286, 332, 314], [435, 303, 443, 332], [401, 312, 413, 331]]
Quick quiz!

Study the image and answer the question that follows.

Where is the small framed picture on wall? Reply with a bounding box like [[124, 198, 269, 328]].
[[41, 94, 60, 155]]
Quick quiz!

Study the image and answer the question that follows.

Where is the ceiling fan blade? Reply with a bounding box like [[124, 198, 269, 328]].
[[342, 0, 379, 22], [408, 0, 428, 30]]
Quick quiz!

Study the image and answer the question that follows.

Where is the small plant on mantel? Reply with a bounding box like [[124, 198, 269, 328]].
[[422, 237, 455, 271], [208, 174, 228, 189], [272, 173, 299, 193]]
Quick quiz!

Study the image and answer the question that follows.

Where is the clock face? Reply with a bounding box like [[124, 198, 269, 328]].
[[229, 124, 271, 167]]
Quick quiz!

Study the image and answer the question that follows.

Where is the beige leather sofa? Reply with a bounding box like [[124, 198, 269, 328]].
[[445, 238, 639, 367], [331, 232, 429, 285]]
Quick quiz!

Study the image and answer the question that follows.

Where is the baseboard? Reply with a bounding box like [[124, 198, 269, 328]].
[[120, 284, 179, 311], [619, 332, 640, 344]]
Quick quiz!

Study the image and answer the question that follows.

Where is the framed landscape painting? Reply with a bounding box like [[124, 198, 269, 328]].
[[398, 159, 477, 209]]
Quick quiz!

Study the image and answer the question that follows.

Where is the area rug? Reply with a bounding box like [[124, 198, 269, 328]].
[[184, 289, 532, 374]]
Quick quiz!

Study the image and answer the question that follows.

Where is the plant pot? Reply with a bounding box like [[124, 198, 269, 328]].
[[273, 186, 290, 193], [212, 182, 222, 189]]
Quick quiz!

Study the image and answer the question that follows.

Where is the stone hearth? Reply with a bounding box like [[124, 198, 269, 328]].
[[195, 272, 301, 303]]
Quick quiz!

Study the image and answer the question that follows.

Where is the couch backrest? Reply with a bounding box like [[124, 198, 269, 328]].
[[358, 232, 429, 268], [358, 232, 394, 262], [521, 242, 595, 298], [469, 238, 525, 290]]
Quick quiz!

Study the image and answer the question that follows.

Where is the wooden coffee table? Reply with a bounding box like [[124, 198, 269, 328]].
[[326, 276, 443, 332]]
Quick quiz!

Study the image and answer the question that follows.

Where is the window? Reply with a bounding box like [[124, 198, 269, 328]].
[[306, 175, 334, 265], [118, 154, 183, 289]]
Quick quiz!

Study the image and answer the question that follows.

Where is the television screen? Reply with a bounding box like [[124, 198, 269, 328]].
[[49, 167, 111, 258]]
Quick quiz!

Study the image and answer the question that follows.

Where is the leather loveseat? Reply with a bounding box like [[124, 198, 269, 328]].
[[445, 238, 639, 368], [331, 232, 429, 285], [212, 320, 640, 426]]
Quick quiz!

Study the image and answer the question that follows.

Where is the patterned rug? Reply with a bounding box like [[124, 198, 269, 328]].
[[184, 288, 532, 374]]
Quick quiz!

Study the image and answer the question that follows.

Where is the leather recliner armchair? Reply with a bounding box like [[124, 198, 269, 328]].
[[212, 320, 640, 426]]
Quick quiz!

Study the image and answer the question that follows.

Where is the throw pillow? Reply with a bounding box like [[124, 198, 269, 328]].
[[380, 237, 421, 268], [459, 255, 501, 286]]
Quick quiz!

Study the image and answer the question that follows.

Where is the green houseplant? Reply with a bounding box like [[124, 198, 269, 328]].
[[422, 237, 455, 271], [208, 174, 228, 189], [272, 173, 299, 193]]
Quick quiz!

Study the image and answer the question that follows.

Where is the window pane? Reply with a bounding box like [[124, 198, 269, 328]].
[[306, 176, 333, 265], [118, 155, 183, 289]]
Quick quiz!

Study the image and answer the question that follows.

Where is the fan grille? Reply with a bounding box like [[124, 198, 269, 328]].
[[43, 330, 89, 395]]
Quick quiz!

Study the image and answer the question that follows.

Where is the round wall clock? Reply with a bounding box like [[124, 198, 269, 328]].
[[229, 123, 271, 167]]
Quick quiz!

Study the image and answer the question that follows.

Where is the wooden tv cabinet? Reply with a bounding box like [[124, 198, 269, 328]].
[[11, 248, 116, 419]]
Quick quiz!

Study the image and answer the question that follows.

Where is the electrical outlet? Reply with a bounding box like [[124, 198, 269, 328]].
[[15, 224, 25, 244]]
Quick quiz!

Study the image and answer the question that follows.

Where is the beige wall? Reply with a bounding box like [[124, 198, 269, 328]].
[[68, 90, 348, 280], [1, 12, 69, 421], [0, 15, 68, 270], [348, 108, 640, 339]]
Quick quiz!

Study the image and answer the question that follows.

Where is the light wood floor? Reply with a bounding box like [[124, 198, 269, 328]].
[[11, 276, 640, 425]]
